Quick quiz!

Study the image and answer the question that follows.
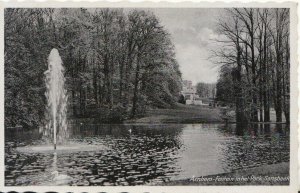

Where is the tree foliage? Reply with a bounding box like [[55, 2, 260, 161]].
[[196, 82, 216, 98], [5, 8, 182, 128]]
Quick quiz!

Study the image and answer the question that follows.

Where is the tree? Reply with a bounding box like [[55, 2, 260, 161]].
[[213, 8, 290, 124], [4, 8, 182, 128]]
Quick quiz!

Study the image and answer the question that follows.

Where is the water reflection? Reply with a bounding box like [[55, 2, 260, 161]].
[[5, 123, 289, 186], [52, 152, 57, 172], [218, 123, 289, 172]]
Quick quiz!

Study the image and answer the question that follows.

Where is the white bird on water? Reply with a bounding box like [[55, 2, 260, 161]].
[[51, 171, 73, 185], [128, 128, 132, 135]]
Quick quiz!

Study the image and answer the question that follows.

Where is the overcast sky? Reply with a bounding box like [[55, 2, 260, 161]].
[[150, 8, 224, 84]]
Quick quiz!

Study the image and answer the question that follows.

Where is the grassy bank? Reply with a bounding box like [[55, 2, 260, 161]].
[[70, 103, 286, 125], [125, 104, 224, 124], [164, 162, 289, 185]]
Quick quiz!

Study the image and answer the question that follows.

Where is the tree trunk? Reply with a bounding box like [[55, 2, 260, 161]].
[[109, 55, 114, 109], [263, 19, 270, 122], [98, 80, 102, 105], [103, 54, 109, 106], [275, 56, 282, 122], [93, 68, 98, 106], [131, 52, 141, 118], [234, 34, 248, 133], [259, 32, 263, 122], [283, 38, 290, 124], [250, 12, 258, 122], [119, 59, 124, 103], [72, 90, 76, 116]]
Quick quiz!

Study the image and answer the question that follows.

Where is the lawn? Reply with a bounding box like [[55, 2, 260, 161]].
[[126, 104, 224, 124]]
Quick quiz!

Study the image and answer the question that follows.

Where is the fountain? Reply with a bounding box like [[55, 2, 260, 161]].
[[44, 48, 68, 149], [16, 49, 106, 153], [11, 48, 108, 186]]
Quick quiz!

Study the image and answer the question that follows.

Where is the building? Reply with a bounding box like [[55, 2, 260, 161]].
[[181, 80, 201, 105]]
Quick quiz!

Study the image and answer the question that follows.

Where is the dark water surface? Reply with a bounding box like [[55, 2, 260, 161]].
[[5, 123, 289, 186]]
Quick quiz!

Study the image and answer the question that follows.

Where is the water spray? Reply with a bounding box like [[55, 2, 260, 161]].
[[45, 48, 68, 150]]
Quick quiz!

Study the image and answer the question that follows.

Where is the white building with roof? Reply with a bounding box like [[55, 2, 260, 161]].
[[181, 80, 202, 105]]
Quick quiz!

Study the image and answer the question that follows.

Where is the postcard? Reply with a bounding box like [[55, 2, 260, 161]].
[[0, 1, 298, 193]]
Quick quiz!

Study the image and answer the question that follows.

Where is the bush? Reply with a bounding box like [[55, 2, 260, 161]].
[[108, 104, 127, 123]]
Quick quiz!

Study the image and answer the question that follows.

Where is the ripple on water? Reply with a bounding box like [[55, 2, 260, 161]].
[[16, 144, 107, 154], [5, 123, 289, 186]]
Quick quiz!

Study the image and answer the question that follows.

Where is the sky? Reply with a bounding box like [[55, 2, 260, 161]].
[[150, 8, 224, 84]]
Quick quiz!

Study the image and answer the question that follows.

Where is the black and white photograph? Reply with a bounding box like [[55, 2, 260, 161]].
[[2, 3, 298, 191]]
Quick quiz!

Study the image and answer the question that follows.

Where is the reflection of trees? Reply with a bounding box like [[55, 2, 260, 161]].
[[5, 128, 42, 143], [70, 124, 129, 137], [218, 123, 289, 171]]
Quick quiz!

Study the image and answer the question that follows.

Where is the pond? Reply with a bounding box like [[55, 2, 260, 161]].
[[5, 123, 289, 186]]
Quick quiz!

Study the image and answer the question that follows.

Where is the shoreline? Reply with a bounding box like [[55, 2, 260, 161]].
[[6, 104, 289, 129], [125, 104, 225, 124]]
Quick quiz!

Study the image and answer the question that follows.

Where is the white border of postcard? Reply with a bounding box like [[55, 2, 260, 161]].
[[0, 0, 298, 193]]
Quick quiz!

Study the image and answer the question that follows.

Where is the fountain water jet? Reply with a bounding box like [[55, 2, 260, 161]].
[[16, 49, 107, 154], [44, 48, 68, 149]]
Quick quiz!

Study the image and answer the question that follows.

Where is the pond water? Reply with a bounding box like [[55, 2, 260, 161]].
[[5, 123, 289, 186]]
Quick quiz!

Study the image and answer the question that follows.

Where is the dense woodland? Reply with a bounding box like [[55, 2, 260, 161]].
[[5, 8, 182, 128], [214, 8, 290, 124]]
